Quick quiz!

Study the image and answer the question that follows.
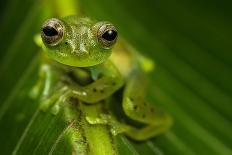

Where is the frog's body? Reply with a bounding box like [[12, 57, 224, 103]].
[[32, 15, 172, 151]]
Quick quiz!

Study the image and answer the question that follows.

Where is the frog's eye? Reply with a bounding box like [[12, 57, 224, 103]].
[[41, 18, 64, 46], [97, 23, 117, 49]]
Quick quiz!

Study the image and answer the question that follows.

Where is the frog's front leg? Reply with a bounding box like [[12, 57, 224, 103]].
[[30, 64, 48, 99], [122, 73, 173, 141], [67, 61, 124, 104], [30, 63, 60, 100], [31, 60, 65, 112]]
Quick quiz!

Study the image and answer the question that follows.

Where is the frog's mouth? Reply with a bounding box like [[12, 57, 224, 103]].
[[47, 47, 112, 67]]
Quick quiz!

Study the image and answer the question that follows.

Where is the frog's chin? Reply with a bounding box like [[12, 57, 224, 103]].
[[54, 58, 106, 68]]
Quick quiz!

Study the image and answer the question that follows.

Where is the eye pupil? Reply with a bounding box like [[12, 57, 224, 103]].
[[42, 26, 58, 36], [102, 30, 117, 41]]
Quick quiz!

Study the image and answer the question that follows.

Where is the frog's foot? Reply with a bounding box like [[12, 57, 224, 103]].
[[125, 114, 173, 141], [39, 86, 69, 115], [86, 114, 131, 136]]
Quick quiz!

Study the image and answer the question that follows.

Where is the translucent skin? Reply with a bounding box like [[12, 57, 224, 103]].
[[32, 15, 172, 147]]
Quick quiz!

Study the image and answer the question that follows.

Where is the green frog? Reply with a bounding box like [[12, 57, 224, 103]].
[[32, 15, 172, 154]]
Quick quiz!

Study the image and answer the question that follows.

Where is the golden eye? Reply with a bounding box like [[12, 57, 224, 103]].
[[96, 23, 118, 49], [41, 18, 64, 46]]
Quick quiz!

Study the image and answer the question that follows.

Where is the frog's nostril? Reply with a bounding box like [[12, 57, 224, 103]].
[[43, 26, 58, 37]]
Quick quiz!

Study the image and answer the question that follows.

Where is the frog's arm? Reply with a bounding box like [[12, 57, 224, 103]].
[[36, 60, 123, 113], [87, 73, 173, 141], [86, 73, 173, 141], [66, 60, 124, 104]]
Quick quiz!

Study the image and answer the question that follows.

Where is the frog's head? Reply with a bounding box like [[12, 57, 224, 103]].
[[40, 16, 118, 67]]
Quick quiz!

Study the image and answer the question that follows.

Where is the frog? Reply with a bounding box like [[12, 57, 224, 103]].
[[32, 15, 173, 142]]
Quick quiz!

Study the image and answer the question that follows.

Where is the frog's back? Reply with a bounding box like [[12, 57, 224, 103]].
[[110, 39, 155, 79]]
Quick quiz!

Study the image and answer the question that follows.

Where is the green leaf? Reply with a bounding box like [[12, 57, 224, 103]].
[[0, 0, 231, 154]]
